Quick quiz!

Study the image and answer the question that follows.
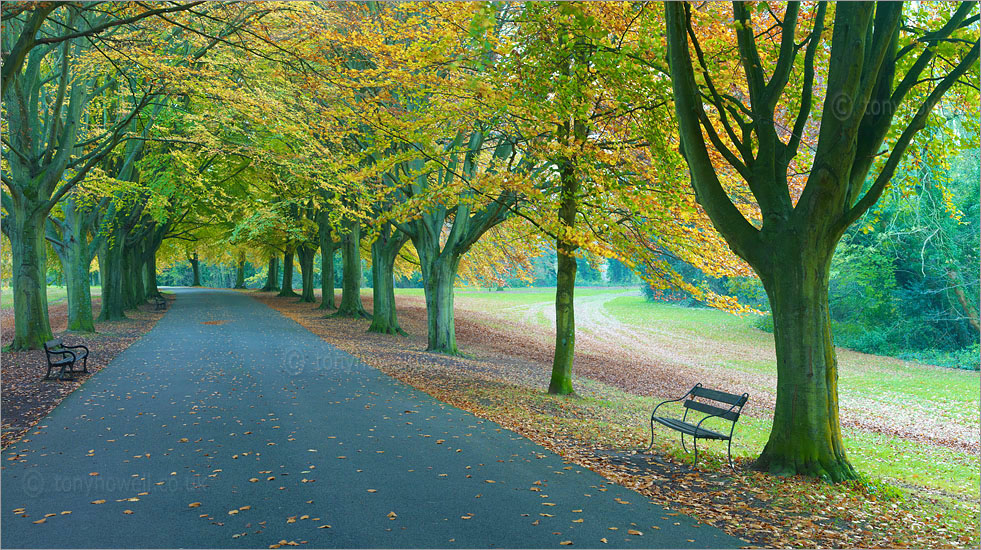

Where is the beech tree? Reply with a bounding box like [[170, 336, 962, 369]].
[[664, 1, 979, 480]]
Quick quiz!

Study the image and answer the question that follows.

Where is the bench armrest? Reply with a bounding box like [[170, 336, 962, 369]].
[[48, 348, 76, 361], [651, 384, 700, 417]]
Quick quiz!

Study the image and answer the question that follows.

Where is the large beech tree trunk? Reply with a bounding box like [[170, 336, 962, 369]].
[[63, 240, 94, 332], [145, 250, 159, 297], [421, 254, 461, 353], [190, 253, 201, 286], [261, 256, 279, 291], [368, 225, 409, 335], [124, 245, 145, 309], [335, 219, 367, 317], [278, 249, 298, 297], [7, 206, 53, 349], [317, 212, 336, 310], [234, 252, 246, 289], [754, 243, 856, 482], [98, 232, 127, 321], [297, 245, 316, 303]]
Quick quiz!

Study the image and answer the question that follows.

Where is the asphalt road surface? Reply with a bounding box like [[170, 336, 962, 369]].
[[1, 288, 743, 549]]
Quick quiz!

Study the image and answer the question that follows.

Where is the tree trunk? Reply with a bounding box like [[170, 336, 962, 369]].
[[335, 220, 367, 317], [190, 253, 201, 286], [368, 227, 409, 335], [145, 249, 159, 297], [421, 253, 461, 353], [548, 140, 582, 394], [278, 249, 298, 297], [261, 256, 279, 291], [550, 245, 578, 395], [97, 235, 127, 321], [318, 212, 336, 310], [234, 255, 246, 289], [124, 245, 145, 308], [63, 237, 95, 332], [297, 245, 316, 303], [947, 269, 980, 334], [754, 246, 857, 482], [7, 207, 53, 350]]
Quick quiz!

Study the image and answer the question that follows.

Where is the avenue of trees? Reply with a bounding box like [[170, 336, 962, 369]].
[[2, 2, 977, 482]]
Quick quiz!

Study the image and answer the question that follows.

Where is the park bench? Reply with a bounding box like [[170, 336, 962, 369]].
[[43, 339, 90, 381], [153, 295, 167, 310], [644, 383, 749, 469]]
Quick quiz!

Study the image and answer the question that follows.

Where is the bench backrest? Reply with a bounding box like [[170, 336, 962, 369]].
[[44, 339, 63, 351], [683, 384, 749, 422]]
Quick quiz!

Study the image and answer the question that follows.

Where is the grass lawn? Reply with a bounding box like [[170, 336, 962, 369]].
[[0, 285, 102, 310], [600, 294, 980, 500]]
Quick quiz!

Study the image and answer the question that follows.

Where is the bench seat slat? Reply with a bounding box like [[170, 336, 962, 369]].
[[691, 386, 747, 406], [653, 417, 729, 440], [684, 399, 740, 421]]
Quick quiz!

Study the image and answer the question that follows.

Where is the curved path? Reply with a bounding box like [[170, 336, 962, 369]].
[[1, 289, 742, 549]]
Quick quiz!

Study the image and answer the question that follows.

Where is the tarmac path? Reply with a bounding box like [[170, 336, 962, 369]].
[[1, 288, 742, 548]]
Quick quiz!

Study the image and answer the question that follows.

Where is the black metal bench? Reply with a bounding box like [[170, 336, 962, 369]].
[[644, 383, 749, 469], [153, 295, 167, 310], [43, 339, 90, 381]]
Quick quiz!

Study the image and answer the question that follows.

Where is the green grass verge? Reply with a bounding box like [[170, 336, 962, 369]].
[[0, 286, 102, 310], [600, 295, 980, 500]]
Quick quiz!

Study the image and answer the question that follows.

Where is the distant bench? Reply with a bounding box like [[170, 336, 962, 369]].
[[644, 383, 749, 469], [43, 339, 90, 381], [153, 295, 167, 310]]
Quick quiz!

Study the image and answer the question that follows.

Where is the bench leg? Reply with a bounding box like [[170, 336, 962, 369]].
[[727, 438, 735, 470], [691, 436, 699, 470], [642, 417, 655, 453]]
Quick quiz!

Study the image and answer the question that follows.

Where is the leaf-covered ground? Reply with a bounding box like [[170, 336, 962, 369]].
[[254, 288, 980, 549], [1, 294, 172, 448]]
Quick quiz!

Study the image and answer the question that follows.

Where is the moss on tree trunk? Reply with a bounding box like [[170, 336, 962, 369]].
[[754, 246, 857, 482], [7, 207, 53, 349]]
